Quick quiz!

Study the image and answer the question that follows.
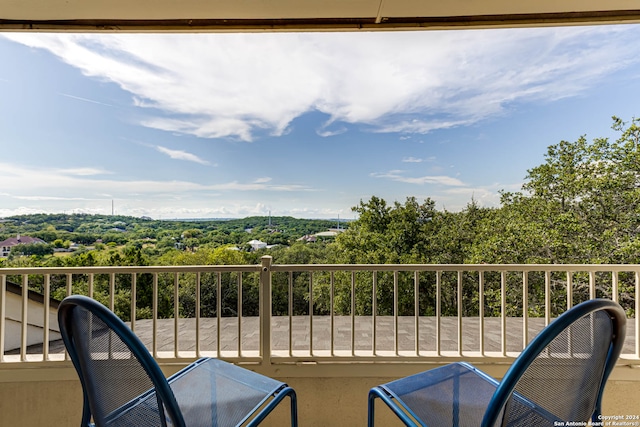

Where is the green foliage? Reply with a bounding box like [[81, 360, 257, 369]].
[[9, 243, 54, 257]]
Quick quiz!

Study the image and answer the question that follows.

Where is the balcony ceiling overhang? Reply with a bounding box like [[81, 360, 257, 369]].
[[1, 0, 640, 32]]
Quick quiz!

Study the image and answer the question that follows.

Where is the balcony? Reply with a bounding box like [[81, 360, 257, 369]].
[[1, 256, 639, 426]]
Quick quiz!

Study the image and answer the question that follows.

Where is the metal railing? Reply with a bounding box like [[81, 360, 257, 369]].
[[1, 256, 639, 365]]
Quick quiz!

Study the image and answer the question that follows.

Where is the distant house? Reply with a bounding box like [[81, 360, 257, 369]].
[[298, 229, 344, 244], [0, 234, 46, 258], [247, 239, 268, 251]]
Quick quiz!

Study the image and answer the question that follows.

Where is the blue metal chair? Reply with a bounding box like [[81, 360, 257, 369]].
[[58, 295, 298, 427], [368, 298, 626, 427]]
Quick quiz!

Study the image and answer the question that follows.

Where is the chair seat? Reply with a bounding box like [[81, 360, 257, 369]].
[[170, 358, 287, 427], [376, 362, 560, 427], [105, 358, 287, 427]]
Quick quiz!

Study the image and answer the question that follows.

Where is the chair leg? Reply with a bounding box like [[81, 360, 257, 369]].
[[246, 386, 298, 427], [368, 389, 377, 427], [288, 388, 298, 427], [368, 387, 417, 427]]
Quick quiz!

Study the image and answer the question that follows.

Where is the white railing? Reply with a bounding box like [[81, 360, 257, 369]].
[[1, 256, 639, 365]]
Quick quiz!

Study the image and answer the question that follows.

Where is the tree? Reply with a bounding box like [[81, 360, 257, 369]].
[[511, 116, 640, 264], [10, 243, 54, 257]]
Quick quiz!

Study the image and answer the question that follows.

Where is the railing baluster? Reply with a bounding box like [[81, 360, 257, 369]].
[[522, 271, 528, 349], [21, 275, 28, 362], [351, 271, 356, 356], [567, 271, 573, 309], [65, 273, 72, 361], [436, 271, 441, 356], [479, 271, 485, 356], [288, 271, 293, 357], [195, 272, 201, 358], [66, 273, 72, 297], [500, 271, 506, 357], [109, 273, 115, 311], [589, 271, 596, 300], [545, 271, 551, 326], [309, 271, 314, 356], [612, 271, 619, 303], [414, 271, 419, 356], [152, 273, 158, 358], [43, 274, 50, 361], [330, 271, 335, 356], [238, 272, 242, 357], [458, 271, 463, 356], [88, 273, 94, 299], [372, 271, 377, 356], [634, 270, 640, 359], [567, 271, 575, 357], [393, 271, 399, 356], [174, 272, 179, 359], [130, 274, 137, 332], [216, 271, 222, 357]]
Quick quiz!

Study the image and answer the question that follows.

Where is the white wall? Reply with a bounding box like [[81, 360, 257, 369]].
[[3, 291, 60, 352]]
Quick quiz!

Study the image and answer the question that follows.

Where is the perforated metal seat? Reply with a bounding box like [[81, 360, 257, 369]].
[[58, 295, 298, 427], [368, 299, 626, 427]]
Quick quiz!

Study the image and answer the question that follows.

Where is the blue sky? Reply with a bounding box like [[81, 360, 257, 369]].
[[1, 25, 640, 219]]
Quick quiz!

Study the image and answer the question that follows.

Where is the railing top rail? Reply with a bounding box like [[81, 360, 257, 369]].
[[269, 263, 640, 273], [0, 265, 262, 275]]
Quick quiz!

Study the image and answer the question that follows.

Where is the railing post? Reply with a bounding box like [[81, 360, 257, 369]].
[[260, 256, 273, 368]]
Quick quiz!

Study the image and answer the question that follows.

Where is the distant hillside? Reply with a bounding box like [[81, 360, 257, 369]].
[[0, 213, 347, 247]]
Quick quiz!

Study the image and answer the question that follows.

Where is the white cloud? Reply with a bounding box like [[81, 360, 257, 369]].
[[156, 145, 210, 165], [0, 162, 314, 202], [371, 170, 466, 186], [317, 127, 348, 137], [402, 157, 424, 163], [4, 25, 640, 141], [57, 167, 112, 176], [14, 196, 97, 201]]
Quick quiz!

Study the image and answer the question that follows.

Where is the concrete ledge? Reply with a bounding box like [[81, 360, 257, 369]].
[[1, 361, 639, 426]]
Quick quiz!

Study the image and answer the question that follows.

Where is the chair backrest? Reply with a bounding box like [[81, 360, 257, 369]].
[[58, 295, 186, 427], [483, 299, 626, 427]]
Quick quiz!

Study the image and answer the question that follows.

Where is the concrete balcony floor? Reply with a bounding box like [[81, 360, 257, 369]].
[[8, 315, 637, 356]]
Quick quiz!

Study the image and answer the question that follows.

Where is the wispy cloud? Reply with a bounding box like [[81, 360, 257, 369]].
[[4, 25, 640, 141], [402, 157, 424, 163], [155, 145, 210, 165], [59, 92, 114, 107], [14, 196, 98, 201], [0, 162, 314, 200], [57, 167, 112, 176], [371, 170, 466, 186], [317, 126, 348, 137]]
